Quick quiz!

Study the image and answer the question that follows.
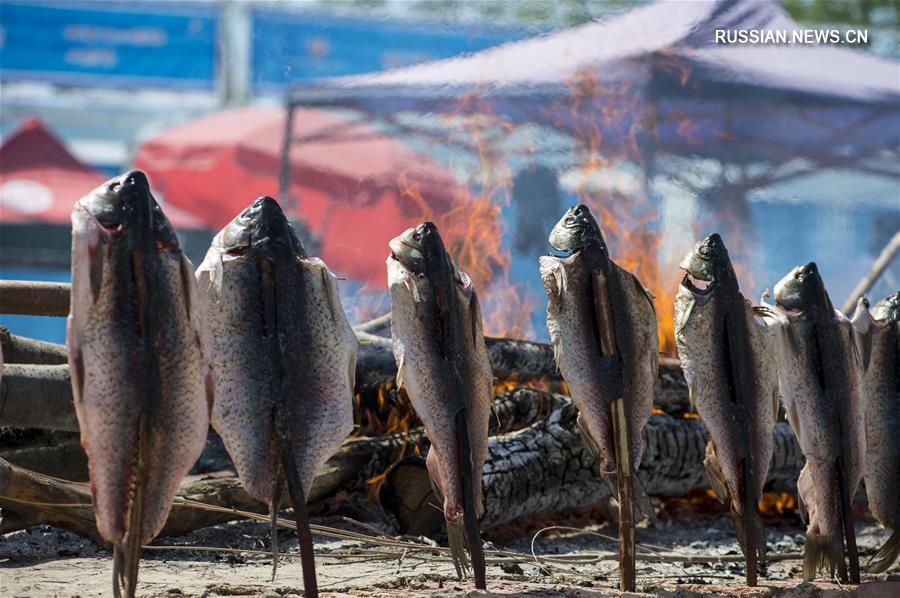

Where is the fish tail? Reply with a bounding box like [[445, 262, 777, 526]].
[[455, 409, 486, 590], [269, 475, 282, 582], [634, 474, 656, 524], [866, 528, 900, 573], [446, 518, 471, 580], [112, 538, 140, 598], [803, 533, 844, 581], [278, 410, 319, 598]]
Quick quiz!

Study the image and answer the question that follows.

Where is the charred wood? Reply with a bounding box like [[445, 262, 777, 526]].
[[0, 281, 71, 317]]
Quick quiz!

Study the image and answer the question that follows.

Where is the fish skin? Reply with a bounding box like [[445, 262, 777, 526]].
[[852, 293, 900, 572], [67, 171, 208, 595], [765, 263, 867, 580], [674, 234, 777, 562], [387, 222, 492, 579], [539, 205, 657, 478], [195, 196, 356, 509]]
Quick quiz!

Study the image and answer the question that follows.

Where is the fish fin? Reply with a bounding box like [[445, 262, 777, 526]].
[[602, 472, 618, 499], [66, 320, 85, 406], [576, 412, 600, 462], [866, 528, 900, 573], [796, 485, 808, 525], [703, 442, 729, 504], [88, 240, 105, 304], [320, 266, 341, 324], [803, 533, 844, 581], [856, 324, 873, 374], [427, 470, 471, 581], [730, 505, 767, 569], [550, 261, 567, 311], [396, 353, 405, 390], [634, 474, 657, 524], [447, 519, 471, 581], [179, 255, 195, 319], [771, 388, 780, 422], [468, 291, 483, 351], [688, 378, 699, 417]]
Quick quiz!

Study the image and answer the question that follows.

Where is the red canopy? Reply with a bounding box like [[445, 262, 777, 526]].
[[0, 117, 202, 229], [0, 117, 108, 225], [133, 105, 464, 284]]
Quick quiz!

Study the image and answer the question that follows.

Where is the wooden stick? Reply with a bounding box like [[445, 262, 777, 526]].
[[591, 269, 636, 593], [842, 230, 900, 316], [0, 281, 71, 317], [0, 364, 78, 432], [836, 455, 860, 584], [0, 327, 68, 364]]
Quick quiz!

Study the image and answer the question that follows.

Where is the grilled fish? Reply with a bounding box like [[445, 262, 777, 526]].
[[67, 170, 208, 598], [196, 197, 356, 597], [852, 292, 899, 572], [765, 263, 867, 581], [387, 222, 492, 588], [538, 204, 657, 515], [674, 233, 778, 571]]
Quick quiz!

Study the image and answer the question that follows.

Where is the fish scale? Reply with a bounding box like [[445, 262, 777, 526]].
[[67, 171, 208, 598]]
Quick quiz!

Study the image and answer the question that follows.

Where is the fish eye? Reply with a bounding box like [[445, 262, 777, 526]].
[[412, 232, 421, 241]]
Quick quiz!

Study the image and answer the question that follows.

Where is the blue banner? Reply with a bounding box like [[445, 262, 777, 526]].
[[0, 1, 217, 90], [251, 9, 529, 94]]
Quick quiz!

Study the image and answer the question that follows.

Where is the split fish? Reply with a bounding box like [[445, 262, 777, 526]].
[[195, 197, 357, 597], [765, 263, 867, 581], [851, 292, 899, 573], [538, 204, 657, 517], [67, 170, 208, 598], [674, 233, 778, 571], [387, 222, 492, 588]]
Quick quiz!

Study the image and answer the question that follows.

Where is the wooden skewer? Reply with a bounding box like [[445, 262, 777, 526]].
[[592, 268, 636, 593]]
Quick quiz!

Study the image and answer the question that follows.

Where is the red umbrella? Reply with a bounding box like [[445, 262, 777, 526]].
[[133, 105, 464, 284], [0, 117, 202, 229]]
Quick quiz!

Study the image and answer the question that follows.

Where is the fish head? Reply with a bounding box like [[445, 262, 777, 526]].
[[81, 170, 179, 251], [678, 233, 735, 300], [548, 204, 606, 257], [871, 291, 900, 323], [220, 196, 306, 259], [389, 221, 455, 279], [774, 262, 829, 314]]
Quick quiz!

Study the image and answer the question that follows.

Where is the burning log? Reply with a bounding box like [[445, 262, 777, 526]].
[[422, 398, 803, 532]]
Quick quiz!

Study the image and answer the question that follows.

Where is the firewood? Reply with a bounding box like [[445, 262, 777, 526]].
[[0, 281, 71, 317], [0, 327, 68, 365], [0, 364, 78, 432], [0, 342, 689, 432], [0, 390, 805, 542]]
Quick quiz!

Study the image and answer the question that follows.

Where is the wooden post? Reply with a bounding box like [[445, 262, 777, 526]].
[[592, 269, 636, 593], [0, 281, 71, 317]]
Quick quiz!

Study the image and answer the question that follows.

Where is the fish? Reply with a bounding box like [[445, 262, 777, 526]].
[[674, 233, 778, 573], [66, 170, 209, 598], [538, 204, 657, 517], [851, 292, 900, 573], [765, 263, 867, 581], [387, 222, 492, 588], [195, 197, 356, 597]]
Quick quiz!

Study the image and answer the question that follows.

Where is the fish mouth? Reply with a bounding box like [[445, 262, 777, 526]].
[[681, 272, 715, 296]]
